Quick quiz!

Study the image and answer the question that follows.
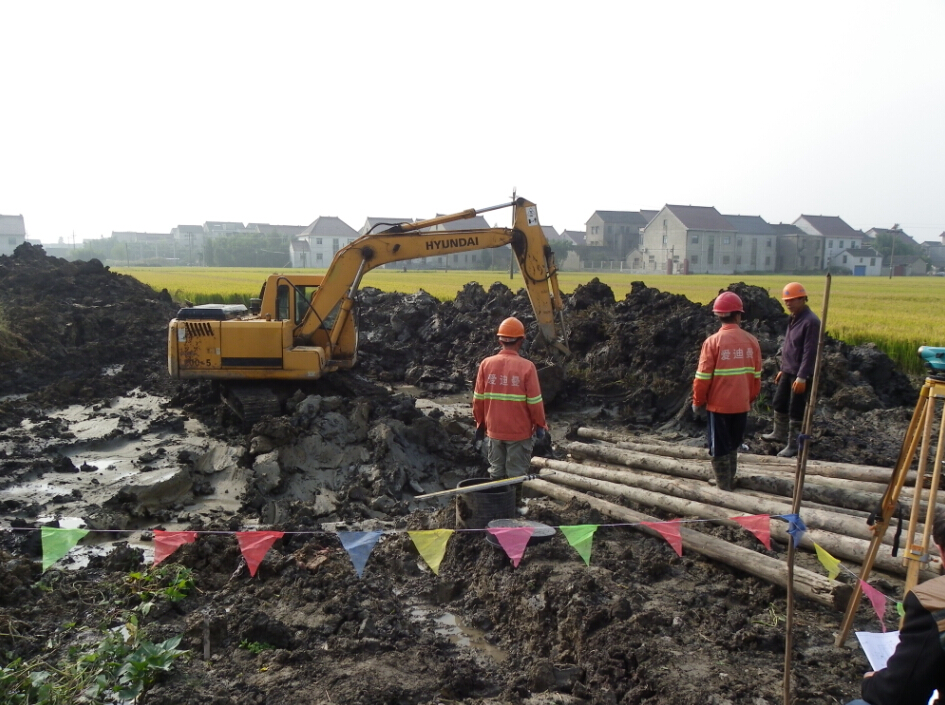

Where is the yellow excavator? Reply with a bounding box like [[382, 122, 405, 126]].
[[168, 196, 570, 423]]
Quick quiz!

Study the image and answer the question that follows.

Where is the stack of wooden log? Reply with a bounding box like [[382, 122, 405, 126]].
[[525, 426, 941, 609]]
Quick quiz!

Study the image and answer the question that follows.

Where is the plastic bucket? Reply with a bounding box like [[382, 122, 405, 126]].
[[455, 478, 516, 530]]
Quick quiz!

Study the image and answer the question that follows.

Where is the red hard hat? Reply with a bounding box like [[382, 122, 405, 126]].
[[782, 282, 807, 301], [712, 291, 744, 315], [497, 317, 525, 338]]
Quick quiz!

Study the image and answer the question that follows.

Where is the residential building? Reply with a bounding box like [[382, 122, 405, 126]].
[[793, 215, 862, 269], [638, 205, 773, 275], [560, 229, 586, 246], [293, 216, 359, 268], [585, 210, 650, 258], [836, 247, 881, 276], [723, 215, 778, 273], [865, 227, 919, 251], [885, 255, 928, 277], [772, 223, 824, 271], [0, 214, 26, 256], [921, 240, 945, 272]]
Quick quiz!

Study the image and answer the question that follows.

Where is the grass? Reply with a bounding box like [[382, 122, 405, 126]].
[[116, 266, 945, 375]]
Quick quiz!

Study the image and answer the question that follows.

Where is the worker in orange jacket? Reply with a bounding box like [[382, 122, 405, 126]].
[[692, 292, 762, 491], [473, 317, 547, 481]]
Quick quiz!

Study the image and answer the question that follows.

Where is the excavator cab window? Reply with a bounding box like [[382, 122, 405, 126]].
[[276, 285, 290, 321], [294, 287, 314, 324]]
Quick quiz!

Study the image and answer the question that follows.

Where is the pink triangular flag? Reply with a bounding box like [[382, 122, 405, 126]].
[[641, 519, 683, 556], [731, 514, 772, 550], [859, 580, 888, 632], [487, 527, 534, 568], [153, 531, 198, 566], [236, 531, 284, 577]]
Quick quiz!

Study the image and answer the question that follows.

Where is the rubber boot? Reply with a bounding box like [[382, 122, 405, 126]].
[[778, 421, 801, 458], [711, 456, 730, 491], [726, 451, 738, 491], [762, 412, 789, 443]]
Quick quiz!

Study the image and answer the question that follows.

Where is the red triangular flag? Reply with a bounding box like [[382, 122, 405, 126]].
[[236, 531, 284, 577], [641, 519, 683, 556], [487, 527, 534, 568], [859, 580, 888, 632], [153, 531, 198, 566], [731, 514, 772, 550]]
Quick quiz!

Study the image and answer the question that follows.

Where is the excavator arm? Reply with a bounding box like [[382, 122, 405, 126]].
[[297, 196, 570, 369]]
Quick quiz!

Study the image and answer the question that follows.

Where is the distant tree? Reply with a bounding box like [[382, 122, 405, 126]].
[[872, 231, 924, 261]]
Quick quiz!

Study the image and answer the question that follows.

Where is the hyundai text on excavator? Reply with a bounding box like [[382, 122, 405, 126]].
[[167, 197, 571, 424]]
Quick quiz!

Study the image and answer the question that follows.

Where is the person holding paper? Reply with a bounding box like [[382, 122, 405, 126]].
[[847, 509, 945, 705]]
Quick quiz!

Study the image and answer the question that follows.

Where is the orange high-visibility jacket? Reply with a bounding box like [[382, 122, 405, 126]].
[[692, 324, 762, 413], [472, 348, 546, 441]]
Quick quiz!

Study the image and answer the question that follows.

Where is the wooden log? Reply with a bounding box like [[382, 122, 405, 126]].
[[573, 426, 917, 486], [533, 457, 904, 548], [559, 440, 929, 519], [524, 477, 852, 610], [532, 462, 938, 581]]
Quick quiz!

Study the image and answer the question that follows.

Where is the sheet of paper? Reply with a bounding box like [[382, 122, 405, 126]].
[[855, 630, 900, 671]]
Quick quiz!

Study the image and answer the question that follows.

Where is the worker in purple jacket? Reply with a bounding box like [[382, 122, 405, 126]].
[[761, 282, 820, 457]]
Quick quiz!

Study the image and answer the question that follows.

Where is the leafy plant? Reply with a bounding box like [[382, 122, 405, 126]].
[[239, 640, 275, 655], [124, 565, 195, 614], [0, 615, 188, 704]]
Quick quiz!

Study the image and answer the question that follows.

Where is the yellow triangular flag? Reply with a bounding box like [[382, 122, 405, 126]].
[[813, 542, 841, 580], [408, 529, 454, 575]]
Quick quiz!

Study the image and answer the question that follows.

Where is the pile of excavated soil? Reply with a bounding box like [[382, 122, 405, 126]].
[[0, 243, 922, 704]]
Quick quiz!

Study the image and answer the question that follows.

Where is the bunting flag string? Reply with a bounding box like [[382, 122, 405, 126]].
[[41, 526, 89, 572], [153, 531, 198, 567], [236, 531, 284, 577], [21, 512, 869, 585], [338, 531, 383, 578], [560, 524, 598, 566], [731, 514, 771, 550], [488, 527, 534, 568]]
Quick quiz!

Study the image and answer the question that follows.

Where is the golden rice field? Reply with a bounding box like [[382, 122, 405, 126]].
[[116, 266, 945, 375]]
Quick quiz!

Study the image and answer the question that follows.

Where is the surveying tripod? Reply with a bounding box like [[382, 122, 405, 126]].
[[835, 376, 945, 646]]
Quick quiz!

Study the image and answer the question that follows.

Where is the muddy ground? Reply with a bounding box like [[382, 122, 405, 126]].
[[0, 242, 925, 704]]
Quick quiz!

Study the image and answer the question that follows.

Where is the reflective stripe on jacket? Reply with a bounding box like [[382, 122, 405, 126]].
[[473, 348, 546, 442], [692, 324, 762, 414]]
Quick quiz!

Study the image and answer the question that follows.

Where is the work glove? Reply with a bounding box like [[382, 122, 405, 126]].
[[534, 427, 547, 441], [775, 371, 783, 384], [474, 425, 486, 452], [792, 377, 807, 394], [692, 403, 707, 421]]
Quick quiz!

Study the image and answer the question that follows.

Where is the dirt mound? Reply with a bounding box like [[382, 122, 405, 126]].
[[0, 242, 180, 406]]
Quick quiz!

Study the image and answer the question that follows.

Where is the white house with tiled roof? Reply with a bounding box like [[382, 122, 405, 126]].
[[836, 247, 881, 276], [793, 215, 863, 269], [0, 214, 27, 256], [293, 216, 359, 268]]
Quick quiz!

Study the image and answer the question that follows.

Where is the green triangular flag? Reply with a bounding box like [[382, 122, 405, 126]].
[[896, 601, 905, 618], [41, 527, 90, 572], [560, 524, 598, 566]]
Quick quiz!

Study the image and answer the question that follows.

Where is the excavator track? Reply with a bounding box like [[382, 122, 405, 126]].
[[223, 385, 282, 429]]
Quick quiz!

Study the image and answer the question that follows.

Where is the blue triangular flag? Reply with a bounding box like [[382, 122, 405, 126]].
[[783, 513, 807, 548], [338, 531, 383, 578]]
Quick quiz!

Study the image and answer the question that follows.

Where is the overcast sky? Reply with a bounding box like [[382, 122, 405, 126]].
[[3, 1, 944, 245]]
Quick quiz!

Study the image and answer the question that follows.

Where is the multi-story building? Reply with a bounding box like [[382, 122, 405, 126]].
[[0, 214, 26, 256], [793, 215, 862, 270]]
